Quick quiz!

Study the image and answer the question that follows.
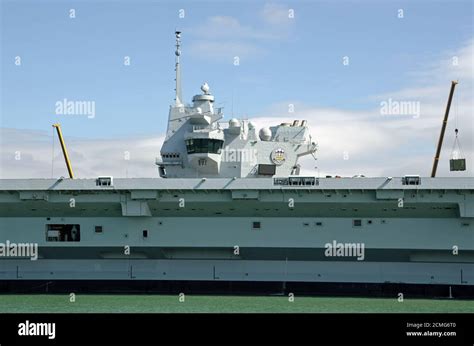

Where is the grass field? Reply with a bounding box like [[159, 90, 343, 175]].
[[0, 295, 473, 313]]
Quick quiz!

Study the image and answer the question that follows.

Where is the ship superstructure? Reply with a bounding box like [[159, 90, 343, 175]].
[[0, 32, 473, 290], [158, 32, 317, 179]]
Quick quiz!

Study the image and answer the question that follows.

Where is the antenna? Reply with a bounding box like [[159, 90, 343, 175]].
[[174, 30, 183, 106]]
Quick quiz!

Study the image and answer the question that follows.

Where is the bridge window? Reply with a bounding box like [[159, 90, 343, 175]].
[[185, 139, 224, 154]]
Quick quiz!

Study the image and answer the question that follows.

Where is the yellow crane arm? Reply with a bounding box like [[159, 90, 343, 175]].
[[52, 123, 74, 179]]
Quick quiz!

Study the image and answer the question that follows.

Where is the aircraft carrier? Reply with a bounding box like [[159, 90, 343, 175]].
[[0, 32, 473, 294]]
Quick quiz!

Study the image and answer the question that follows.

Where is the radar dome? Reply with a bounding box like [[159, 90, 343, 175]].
[[259, 127, 272, 141], [229, 118, 240, 127], [248, 122, 255, 130]]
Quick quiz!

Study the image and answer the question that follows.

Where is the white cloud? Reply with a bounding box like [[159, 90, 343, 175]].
[[187, 4, 294, 63], [262, 3, 292, 25], [189, 40, 264, 63], [407, 38, 474, 85], [0, 129, 164, 179], [190, 15, 283, 41]]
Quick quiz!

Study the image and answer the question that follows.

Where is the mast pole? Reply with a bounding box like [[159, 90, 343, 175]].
[[174, 31, 183, 106]]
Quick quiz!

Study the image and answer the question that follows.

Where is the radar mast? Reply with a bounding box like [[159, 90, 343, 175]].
[[174, 31, 183, 106]]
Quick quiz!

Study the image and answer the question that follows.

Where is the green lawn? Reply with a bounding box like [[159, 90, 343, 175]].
[[0, 295, 473, 313]]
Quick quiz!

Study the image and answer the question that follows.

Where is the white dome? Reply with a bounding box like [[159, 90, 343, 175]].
[[259, 127, 272, 141], [248, 122, 255, 130], [229, 118, 240, 127]]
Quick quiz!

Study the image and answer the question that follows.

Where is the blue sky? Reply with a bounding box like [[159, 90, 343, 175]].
[[2, 0, 472, 137], [1, 0, 473, 178]]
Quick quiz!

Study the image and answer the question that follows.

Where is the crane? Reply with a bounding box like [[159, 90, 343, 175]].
[[52, 123, 75, 179], [431, 81, 458, 178]]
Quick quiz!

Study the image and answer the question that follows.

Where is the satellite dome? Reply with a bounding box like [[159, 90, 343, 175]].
[[259, 127, 272, 141], [229, 118, 240, 127], [201, 82, 210, 94], [248, 122, 255, 130]]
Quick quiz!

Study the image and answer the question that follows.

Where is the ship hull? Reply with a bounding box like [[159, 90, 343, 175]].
[[0, 177, 473, 290]]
